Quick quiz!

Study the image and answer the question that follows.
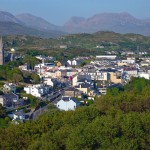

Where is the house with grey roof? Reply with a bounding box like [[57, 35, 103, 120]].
[[56, 96, 80, 111], [0, 93, 19, 107]]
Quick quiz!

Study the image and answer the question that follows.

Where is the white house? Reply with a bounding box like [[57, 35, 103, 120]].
[[96, 71, 109, 81], [72, 60, 78, 66], [67, 60, 72, 66], [43, 78, 58, 87], [138, 72, 149, 80], [0, 93, 19, 107], [60, 45, 67, 49], [121, 59, 135, 64], [13, 110, 25, 120], [124, 68, 138, 77], [3, 83, 16, 93], [72, 74, 92, 87], [56, 96, 80, 111], [67, 59, 79, 66], [24, 84, 50, 97]]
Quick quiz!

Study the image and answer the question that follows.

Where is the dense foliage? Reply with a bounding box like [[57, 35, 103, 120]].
[[0, 78, 150, 150], [0, 58, 40, 84], [0, 104, 10, 128]]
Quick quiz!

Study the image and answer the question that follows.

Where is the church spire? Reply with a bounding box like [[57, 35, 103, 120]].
[[0, 36, 3, 51], [0, 36, 4, 65]]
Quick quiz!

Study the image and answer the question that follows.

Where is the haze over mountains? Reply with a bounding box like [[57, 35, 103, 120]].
[[0, 11, 65, 38], [0, 11, 150, 37], [65, 12, 150, 35]]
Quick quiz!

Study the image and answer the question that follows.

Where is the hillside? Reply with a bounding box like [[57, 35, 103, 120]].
[[16, 13, 62, 31], [0, 11, 22, 24], [1, 31, 150, 62], [0, 22, 65, 38], [3, 31, 150, 53]]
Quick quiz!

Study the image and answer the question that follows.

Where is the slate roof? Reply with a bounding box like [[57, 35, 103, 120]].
[[75, 83, 92, 88], [3, 93, 18, 99], [61, 96, 80, 104]]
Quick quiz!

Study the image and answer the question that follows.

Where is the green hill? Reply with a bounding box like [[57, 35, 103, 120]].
[[2, 32, 150, 61]]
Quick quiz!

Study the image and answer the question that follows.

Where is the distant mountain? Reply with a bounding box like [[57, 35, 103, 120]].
[[1, 11, 150, 37], [0, 11, 65, 38], [0, 22, 65, 38], [64, 12, 150, 36], [16, 13, 62, 31], [0, 11, 23, 24]]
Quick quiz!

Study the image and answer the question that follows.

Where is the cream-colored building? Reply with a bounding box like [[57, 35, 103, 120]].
[[109, 72, 122, 84], [76, 84, 88, 94], [72, 74, 78, 86], [118, 62, 128, 67]]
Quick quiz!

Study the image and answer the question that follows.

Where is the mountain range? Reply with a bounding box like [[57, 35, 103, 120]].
[[0, 11, 150, 37]]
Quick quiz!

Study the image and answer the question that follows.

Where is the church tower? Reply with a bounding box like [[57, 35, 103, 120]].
[[0, 37, 4, 65]]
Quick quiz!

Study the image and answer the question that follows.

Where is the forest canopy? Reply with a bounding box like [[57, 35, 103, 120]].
[[0, 77, 150, 150]]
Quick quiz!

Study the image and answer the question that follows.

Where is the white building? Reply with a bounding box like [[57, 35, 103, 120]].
[[67, 59, 79, 66], [67, 60, 72, 66], [96, 55, 116, 59], [72, 60, 78, 66], [121, 59, 135, 64], [96, 71, 109, 81], [35, 63, 55, 70], [43, 78, 58, 87], [124, 69, 138, 77], [13, 110, 25, 120], [56, 96, 80, 111], [3, 83, 16, 93], [24, 84, 50, 97], [59, 66, 72, 70], [60, 45, 67, 49], [138, 72, 149, 80]]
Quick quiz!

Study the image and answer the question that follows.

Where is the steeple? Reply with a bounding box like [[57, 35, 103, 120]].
[[0, 36, 4, 65], [0, 36, 3, 51]]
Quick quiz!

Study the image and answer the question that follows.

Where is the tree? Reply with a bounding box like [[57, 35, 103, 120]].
[[7, 68, 24, 83], [0, 104, 6, 118], [23, 55, 40, 70], [80, 61, 87, 67], [30, 73, 40, 84]]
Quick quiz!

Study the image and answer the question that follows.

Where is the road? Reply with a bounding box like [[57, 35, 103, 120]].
[[30, 89, 63, 120]]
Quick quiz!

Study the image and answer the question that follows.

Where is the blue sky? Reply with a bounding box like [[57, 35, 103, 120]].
[[0, 0, 149, 25]]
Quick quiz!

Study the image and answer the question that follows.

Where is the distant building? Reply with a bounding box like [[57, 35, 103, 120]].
[[24, 84, 50, 97], [0, 93, 19, 107], [67, 59, 80, 66], [64, 87, 82, 98], [138, 72, 149, 80], [3, 83, 16, 93], [0, 37, 4, 65], [10, 48, 16, 52], [96, 45, 105, 49], [59, 45, 67, 49], [43, 78, 58, 87], [96, 55, 116, 60], [13, 110, 25, 121]]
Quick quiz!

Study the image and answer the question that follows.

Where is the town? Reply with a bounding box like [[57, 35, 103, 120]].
[[0, 36, 150, 124], [0, 1, 150, 149]]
